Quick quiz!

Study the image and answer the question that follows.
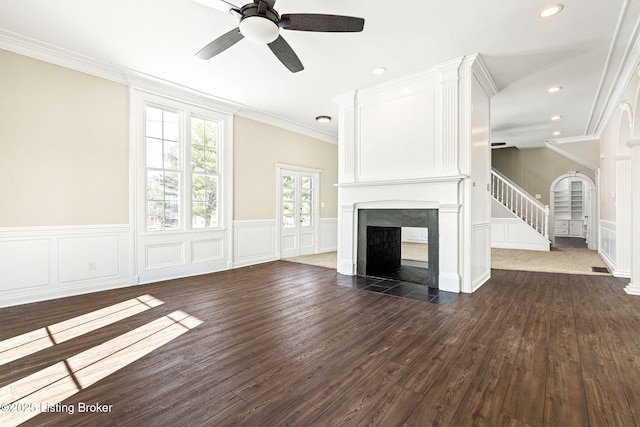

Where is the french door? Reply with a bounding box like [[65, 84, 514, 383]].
[[277, 165, 319, 258]]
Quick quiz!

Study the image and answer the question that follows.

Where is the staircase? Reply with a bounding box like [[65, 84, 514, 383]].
[[491, 168, 550, 250]]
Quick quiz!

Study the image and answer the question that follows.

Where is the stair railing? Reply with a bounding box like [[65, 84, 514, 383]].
[[491, 168, 550, 238]]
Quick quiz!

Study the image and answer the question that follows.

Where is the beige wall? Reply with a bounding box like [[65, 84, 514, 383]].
[[1, 50, 339, 227], [0, 49, 129, 226], [233, 116, 338, 221], [492, 146, 596, 206]]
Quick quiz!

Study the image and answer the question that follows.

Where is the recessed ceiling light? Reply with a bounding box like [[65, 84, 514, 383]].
[[372, 67, 387, 75], [551, 115, 563, 121], [548, 86, 563, 93], [553, 131, 563, 136], [315, 115, 331, 123], [539, 4, 564, 18]]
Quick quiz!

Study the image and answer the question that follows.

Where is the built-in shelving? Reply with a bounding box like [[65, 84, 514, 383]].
[[554, 178, 585, 237]]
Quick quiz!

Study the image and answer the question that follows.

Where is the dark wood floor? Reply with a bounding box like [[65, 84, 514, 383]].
[[1, 261, 640, 426]]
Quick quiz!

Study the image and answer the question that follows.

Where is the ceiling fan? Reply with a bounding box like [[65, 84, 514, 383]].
[[194, 0, 365, 73]]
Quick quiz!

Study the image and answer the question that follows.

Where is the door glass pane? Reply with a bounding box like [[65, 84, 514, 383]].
[[300, 215, 311, 227], [282, 175, 296, 228], [301, 202, 311, 215], [282, 188, 294, 201], [283, 175, 295, 188], [283, 202, 294, 215], [301, 175, 312, 226], [283, 215, 295, 228]]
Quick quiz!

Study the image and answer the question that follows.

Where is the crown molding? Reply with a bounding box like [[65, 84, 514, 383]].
[[236, 108, 338, 145], [545, 135, 601, 145], [544, 141, 599, 170], [588, 0, 640, 137], [0, 28, 127, 84], [126, 70, 242, 115], [0, 28, 337, 144], [466, 53, 499, 98]]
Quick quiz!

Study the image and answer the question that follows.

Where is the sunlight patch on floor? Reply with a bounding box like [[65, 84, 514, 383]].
[[0, 303, 201, 425], [0, 295, 163, 367]]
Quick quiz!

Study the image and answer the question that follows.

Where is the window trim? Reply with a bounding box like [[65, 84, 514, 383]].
[[133, 89, 233, 237]]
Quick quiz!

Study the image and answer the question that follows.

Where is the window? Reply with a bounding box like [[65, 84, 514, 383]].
[[190, 117, 219, 228], [144, 104, 223, 231], [146, 107, 180, 230]]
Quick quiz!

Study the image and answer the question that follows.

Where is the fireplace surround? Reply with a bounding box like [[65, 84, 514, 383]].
[[358, 209, 438, 288], [333, 54, 497, 293]]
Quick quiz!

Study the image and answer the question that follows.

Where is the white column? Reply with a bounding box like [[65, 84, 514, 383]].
[[438, 204, 462, 293], [625, 140, 640, 295], [337, 202, 356, 276]]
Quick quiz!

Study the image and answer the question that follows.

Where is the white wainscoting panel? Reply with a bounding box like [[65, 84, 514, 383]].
[[145, 243, 185, 270], [138, 229, 229, 284], [233, 220, 277, 267], [0, 225, 133, 308], [191, 239, 224, 263], [491, 218, 550, 251], [59, 236, 120, 284], [599, 220, 619, 276], [319, 218, 338, 252], [0, 239, 50, 291]]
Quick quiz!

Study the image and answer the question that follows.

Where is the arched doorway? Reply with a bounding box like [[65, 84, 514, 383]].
[[549, 173, 597, 249]]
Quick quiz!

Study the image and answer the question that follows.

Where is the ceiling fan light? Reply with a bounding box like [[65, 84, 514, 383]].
[[239, 16, 279, 44], [539, 4, 564, 18]]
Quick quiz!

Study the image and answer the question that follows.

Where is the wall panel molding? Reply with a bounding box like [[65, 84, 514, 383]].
[[233, 220, 278, 267], [599, 220, 619, 275], [0, 225, 134, 308]]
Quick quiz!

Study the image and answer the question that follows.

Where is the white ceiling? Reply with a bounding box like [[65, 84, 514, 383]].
[[1, 0, 638, 148]]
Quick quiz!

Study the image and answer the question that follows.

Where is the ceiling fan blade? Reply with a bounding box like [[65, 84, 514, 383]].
[[196, 28, 244, 59], [268, 35, 304, 73], [279, 14, 365, 32], [193, 0, 241, 17]]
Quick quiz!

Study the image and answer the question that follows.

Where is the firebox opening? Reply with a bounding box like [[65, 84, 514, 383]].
[[357, 209, 439, 289]]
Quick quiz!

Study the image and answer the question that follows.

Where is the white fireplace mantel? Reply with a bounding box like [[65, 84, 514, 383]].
[[334, 53, 497, 294]]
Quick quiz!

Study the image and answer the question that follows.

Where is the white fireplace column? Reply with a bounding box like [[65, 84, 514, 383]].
[[625, 139, 640, 295], [438, 204, 462, 292]]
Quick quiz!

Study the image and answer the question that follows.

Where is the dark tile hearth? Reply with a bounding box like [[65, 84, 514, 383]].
[[338, 274, 457, 305]]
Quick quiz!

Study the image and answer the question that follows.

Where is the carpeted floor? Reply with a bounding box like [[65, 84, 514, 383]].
[[284, 243, 611, 276]]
